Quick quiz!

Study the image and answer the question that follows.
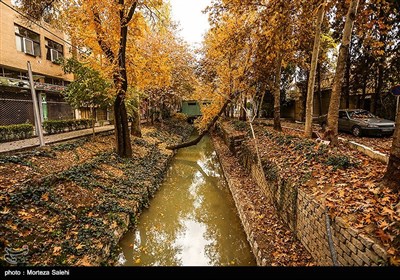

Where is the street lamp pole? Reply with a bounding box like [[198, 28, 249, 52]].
[[27, 61, 45, 147]]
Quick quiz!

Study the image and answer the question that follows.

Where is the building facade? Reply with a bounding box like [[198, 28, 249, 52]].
[[0, 0, 75, 126]]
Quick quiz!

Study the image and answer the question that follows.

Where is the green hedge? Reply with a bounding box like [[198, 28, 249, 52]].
[[43, 119, 91, 134], [0, 123, 34, 142]]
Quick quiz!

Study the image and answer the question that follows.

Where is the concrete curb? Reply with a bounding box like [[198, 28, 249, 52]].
[[338, 137, 389, 164]]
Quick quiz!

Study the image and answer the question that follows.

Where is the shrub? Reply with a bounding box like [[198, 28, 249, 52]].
[[231, 120, 248, 131], [77, 119, 91, 129], [0, 123, 34, 142], [43, 119, 91, 134], [326, 155, 354, 170]]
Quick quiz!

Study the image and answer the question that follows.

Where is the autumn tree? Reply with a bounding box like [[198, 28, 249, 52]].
[[326, 0, 399, 120], [18, 0, 166, 157], [352, 0, 399, 117], [130, 18, 196, 124], [166, 8, 257, 150], [197, 1, 300, 131], [384, 107, 400, 192], [325, 0, 360, 146], [304, 1, 326, 138]]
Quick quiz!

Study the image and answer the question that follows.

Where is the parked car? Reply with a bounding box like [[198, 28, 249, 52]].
[[317, 109, 395, 137]]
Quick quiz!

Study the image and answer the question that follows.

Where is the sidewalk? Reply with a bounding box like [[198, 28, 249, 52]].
[[0, 125, 114, 154]]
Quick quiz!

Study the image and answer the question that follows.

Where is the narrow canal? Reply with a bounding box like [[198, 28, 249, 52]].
[[118, 134, 256, 266]]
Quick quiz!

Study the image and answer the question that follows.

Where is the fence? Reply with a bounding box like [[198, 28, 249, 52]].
[[0, 90, 74, 126]]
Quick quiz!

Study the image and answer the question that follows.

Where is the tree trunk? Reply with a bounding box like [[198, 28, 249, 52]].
[[370, 8, 386, 115], [113, 25, 133, 157], [258, 90, 266, 118], [167, 91, 241, 150], [359, 65, 368, 109], [383, 109, 400, 192], [317, 63, 323, 115], [91, 107, 96, 139], [130, 94, 142, 137], [273, 52, 283, 131], [325, 0, 359, 146], [344, 40, 352, 109], [240, 96, 247, 121], [230, 104, 234, 118], [305, 2, 325, 138], [371, 61, 384, 115], [93, 1, 137, 158], [114, 94, 132, 157], [131, 107, 142, 137]]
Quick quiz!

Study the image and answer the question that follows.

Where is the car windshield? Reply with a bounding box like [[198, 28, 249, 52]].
[[348, 110, 375, 119]]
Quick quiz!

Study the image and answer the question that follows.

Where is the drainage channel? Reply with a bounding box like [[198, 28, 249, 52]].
[[118, 134, 255, 266]]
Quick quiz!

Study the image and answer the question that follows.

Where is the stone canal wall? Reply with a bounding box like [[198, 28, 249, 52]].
[[215, 121, 388, 266], [212, 138, 267, 265]]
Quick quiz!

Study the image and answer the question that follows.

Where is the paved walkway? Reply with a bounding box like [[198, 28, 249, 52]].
[[0, 125, 114, 154]]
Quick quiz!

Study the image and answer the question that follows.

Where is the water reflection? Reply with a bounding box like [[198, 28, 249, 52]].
[[119, 135, 255, 266]]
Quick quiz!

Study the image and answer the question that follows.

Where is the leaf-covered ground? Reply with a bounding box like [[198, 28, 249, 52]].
[[267, 119, 393, 155], [0, 119, 193, 266], [223, 119, 399, 265]]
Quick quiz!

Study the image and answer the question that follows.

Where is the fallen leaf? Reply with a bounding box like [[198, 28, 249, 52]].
[[378, 220, 389, 229], [382, 207, 395, 220], [77, 256, 92, 266], [53, 246, 62, 254], [376, 229, 391, 243], [387, 247, 396, 255], [41, 193, 49, 201], [0, 207, 10, 214]]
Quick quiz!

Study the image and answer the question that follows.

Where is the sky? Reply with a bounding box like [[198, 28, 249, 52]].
[[169, 0, 212, 47]]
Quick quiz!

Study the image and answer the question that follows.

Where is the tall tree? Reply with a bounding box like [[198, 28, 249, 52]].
[[272, 51, 283, 131], [325, 0, 360, 146], [18, 0, 167, 157], [384, 105, 400, 192], [304, 1, 326, 138], [91, 0, 138, 157]]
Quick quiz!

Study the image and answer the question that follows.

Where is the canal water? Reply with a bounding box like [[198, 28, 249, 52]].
[[118, 134, 256, 266]]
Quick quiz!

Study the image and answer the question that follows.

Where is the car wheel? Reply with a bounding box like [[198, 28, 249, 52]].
[[352, 126, 362, 137]]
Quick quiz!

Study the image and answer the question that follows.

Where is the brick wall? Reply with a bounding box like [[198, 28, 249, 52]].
[[217, 122, 389, 266]]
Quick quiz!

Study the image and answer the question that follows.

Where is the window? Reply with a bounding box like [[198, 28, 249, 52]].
[[1, 68, 28, 79], [45, 38, 63, 63], [188, 102, 197, 106], [14, 24, 41, 56], [44, 77, 64, 85]]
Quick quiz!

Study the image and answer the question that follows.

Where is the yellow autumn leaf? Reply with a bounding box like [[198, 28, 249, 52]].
[[41, 193, 49, 201], [53, 246, 62, 254]]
